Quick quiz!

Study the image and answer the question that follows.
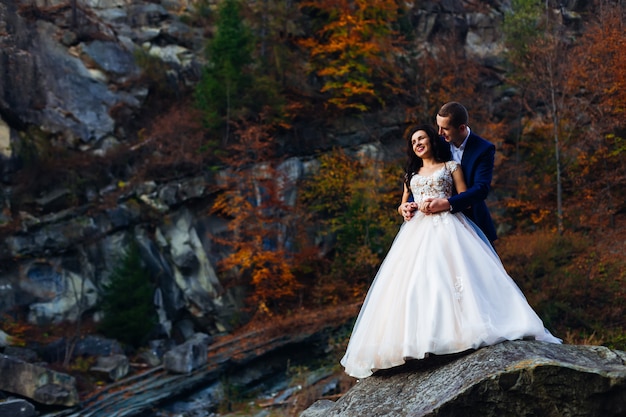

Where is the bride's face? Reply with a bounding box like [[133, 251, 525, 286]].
[[411, 130, 432, 159]]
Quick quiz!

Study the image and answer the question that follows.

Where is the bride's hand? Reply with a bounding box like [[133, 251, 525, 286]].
[[399, 202, 418, 221]]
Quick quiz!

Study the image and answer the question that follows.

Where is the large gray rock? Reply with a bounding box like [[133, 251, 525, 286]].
[[163, 332, 212, 374], [0, 354, 79, 407], [0, 0, 206, 150], [90, 354, 129, 381], [301, 341, 626, 417], [0, 329, 14, 347]]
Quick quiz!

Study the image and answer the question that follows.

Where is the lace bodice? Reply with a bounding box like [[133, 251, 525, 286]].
[[410, 161, 459, 204]]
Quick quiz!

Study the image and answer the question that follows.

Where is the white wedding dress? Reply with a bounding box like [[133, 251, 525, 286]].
[[340, 161, 561, 378]]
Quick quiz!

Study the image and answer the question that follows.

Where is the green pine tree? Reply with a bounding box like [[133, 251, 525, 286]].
[[195, 0, 254, 143], [503, 0, 543, 78], [98, 243, 157, 348]]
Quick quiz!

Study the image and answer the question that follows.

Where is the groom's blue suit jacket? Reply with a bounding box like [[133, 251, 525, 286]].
[[449, 132, 498, 242]]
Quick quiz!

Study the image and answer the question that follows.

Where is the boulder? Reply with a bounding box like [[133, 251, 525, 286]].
[[163, 332, 212, 374], [0, 329, 14, 347], [90, 354, 129, 381], [0, 354, 79, 407], [300, 341, 626, 417]]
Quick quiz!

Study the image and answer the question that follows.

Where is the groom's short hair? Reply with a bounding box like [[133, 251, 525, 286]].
[[438, 102, 469, 128]]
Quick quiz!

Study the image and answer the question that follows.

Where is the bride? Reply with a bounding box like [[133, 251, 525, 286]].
[[340, 124, 561, 379]]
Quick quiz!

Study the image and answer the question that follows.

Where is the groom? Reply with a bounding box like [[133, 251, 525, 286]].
[[422, 102, 498, 243]]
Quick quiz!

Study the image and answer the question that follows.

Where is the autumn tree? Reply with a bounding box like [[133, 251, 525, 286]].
[[210, 115, 301, 315], [298, 148, 400, 302], [566, 3, 626, 132], [497, 0, 626, 349], [136, 98, 210, 180], [299, 0, 404, 112], [503, 0, 577, 234], [502, 0, 626, 234], [564, 2, 626, 227]]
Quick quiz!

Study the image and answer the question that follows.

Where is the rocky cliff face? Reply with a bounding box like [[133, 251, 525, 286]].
[[0, 0, 232, 333], [301, 341, 626, 417], [1, 0, 599, 345], [0, 0, 202, 151], [0, 0, 522, 335], [0, 1, 607, 416]]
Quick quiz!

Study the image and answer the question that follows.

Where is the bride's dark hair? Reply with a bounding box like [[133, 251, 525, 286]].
[[403, 124, 452, 188]]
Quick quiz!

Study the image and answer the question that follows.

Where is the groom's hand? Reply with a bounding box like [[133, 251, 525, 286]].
[[422, 198, 451, 214]]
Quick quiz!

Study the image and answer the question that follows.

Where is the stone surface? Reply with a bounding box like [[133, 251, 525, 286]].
[[0, 0, 522, 335], [0, 0, 600, 360], [38, 334, 124, 364], [300, 341, 626, 417], [163, 332, 212, 374], [0, 398, 37, 417], [0, 354, 79, 406], [0, 329, 14, 347], [2, 346, 39, 363], [90, 354, 130, 381]]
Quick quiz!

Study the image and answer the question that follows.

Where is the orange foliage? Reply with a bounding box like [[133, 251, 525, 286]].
[[221, 247, 297, 299], [210, 116, 301, 314], [497, 228, 626, 348], [498, 3, 620, 235], [557, 3, 626, 229], [567, 4, 626, 131], [299, 0, 403, 112], [137, 98, 210, 179]]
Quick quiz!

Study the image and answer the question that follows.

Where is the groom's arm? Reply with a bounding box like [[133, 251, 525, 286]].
[[424, 143, 494, 214], [448, 144, 495, 213]]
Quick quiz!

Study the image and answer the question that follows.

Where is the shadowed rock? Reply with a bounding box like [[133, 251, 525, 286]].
[[90, 354, 129, 381], [0, 398, 37, 417], [0, 354, 79, 407], [301, 341, 626, 417], [163, 332, 212, 374]]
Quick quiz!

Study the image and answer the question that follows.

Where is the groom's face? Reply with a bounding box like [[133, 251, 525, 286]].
[[436, 115, 465, 148]]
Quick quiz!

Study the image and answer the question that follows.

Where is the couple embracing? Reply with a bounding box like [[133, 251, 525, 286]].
[[400, 101, 496, 246], [341, 102, 560, 379]]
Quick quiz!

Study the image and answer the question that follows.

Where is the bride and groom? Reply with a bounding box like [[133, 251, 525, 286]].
[[341, 102, 560, 379], [400, 101, 496, 244]]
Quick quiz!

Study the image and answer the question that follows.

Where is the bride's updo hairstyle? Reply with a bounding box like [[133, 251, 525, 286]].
[[404, 124, 452, 187]]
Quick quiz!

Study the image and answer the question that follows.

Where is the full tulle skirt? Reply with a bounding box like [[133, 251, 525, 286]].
[[340, 211, 561, 379]]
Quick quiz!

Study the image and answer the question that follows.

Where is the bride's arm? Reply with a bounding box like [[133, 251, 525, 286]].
[[452, 166, 467, 194], [398, 183, 417, 220]]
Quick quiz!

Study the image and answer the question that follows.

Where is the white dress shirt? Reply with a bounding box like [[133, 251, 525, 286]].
[[451, 127, 471, 163]]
